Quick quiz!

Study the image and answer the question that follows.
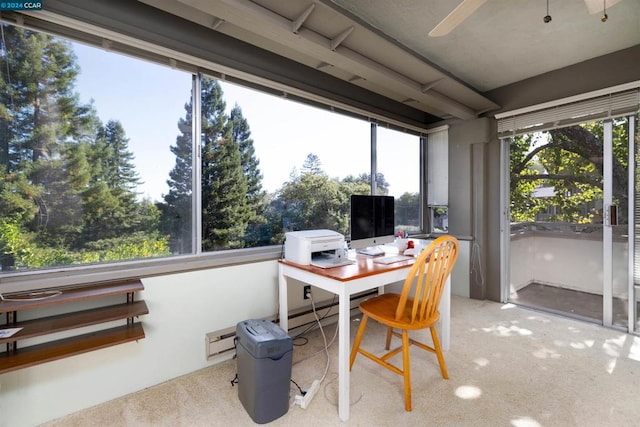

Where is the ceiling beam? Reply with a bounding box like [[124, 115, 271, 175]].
[[330, 26, 354, 51], [178, 0, 487, 119], [292, 3, 314, 34]]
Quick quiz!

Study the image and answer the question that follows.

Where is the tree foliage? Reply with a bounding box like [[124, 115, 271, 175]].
[[263, 153, 398, 243], [510, 119, 631, 224], [1, 24, 423, 271], [162, 100, 194, 253], [0, 25, 168, 269]]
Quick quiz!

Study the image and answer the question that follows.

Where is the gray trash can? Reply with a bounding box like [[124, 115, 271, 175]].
[[236, 319, 293, 424]]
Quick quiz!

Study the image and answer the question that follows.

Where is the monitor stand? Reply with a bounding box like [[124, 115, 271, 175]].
[[356, 246, 385, 257]]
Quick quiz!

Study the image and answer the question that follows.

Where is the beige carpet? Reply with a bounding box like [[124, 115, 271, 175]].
[[41, 296, 640, 426]]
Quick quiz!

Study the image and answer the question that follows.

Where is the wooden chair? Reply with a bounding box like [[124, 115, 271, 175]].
[[349, 235, 459, 411]]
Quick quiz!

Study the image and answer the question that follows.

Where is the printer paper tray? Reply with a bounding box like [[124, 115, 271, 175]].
[[310, 259, 354, 269]]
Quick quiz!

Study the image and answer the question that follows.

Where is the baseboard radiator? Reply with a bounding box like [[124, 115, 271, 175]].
[[205, 290, 374, 361]]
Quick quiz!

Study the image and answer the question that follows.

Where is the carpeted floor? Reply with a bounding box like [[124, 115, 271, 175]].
[[41, 296, 640, 426]]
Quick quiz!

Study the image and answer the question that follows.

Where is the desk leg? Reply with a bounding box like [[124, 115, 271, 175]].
[[338, 288, 350, 421], [440, 277, 450, 351], [278, 264, 288, 332]]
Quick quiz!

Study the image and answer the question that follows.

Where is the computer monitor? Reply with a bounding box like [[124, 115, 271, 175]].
[[349, 194, 395, 253]]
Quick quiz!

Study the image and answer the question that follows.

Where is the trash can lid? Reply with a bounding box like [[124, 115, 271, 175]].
[[236, 319, 292, 358]]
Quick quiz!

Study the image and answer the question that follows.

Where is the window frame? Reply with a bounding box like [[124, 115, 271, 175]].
[[0, 11, 439, 292]]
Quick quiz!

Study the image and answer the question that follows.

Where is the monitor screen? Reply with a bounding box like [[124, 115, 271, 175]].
[[349, 195, 395, 250]]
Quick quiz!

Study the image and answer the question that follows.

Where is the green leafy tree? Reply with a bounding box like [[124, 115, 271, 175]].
[[269, 153, 350, 240], [395, 192, 419, 229], [0, 169, 41, 223], [340, 174, 372, 198], [510, 119, 631, 225], [509, 133, 547, 222], [341, 172, 390, 195]]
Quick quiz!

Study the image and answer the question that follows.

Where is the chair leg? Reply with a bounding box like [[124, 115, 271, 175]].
[[401, 329, 412, 411], [430, 326, 449, 379], [385, 326, 393, 350], [350, 314, 369, 369]]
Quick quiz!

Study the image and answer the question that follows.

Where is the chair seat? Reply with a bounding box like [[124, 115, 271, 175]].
[[360, 293, 440, 331]]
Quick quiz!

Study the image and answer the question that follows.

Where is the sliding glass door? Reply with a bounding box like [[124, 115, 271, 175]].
[[506, 115, 635, 329]]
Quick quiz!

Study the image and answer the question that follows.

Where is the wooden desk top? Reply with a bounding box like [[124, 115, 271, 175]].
[[279, 255, 415, 282]]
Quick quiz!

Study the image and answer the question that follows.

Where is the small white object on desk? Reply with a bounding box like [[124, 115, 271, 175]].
[[373, 255, 412, 264], [382, 238, 409, 255]]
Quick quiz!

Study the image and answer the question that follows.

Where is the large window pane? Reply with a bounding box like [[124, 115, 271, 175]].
[[376, 126, 421, 235], [0, 24, 193, 272], [0, 22, 427, 275], [197, 78, 372, 250]]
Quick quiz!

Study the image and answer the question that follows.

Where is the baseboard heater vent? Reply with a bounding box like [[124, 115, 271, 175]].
[[205, 290, 374, 360], [206, 326, 237, 359]]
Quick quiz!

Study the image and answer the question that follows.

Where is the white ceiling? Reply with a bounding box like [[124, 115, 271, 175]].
[[330, 0, 640, 91], [142, 0, 639, 121]]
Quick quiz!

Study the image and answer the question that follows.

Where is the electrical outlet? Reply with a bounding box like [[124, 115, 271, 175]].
[[303, 285, 311, 299]]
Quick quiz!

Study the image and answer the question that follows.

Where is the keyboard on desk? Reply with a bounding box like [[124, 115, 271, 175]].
[[373, 255, 413, 265]]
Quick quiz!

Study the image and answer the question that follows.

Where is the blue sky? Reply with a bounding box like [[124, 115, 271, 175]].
[[71, 42, 418, 202]]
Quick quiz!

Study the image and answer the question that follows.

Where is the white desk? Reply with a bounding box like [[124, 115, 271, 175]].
[[278, 256, 450, 421]]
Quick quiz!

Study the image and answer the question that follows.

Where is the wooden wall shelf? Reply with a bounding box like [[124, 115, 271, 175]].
[[0, 280, 147, 375]]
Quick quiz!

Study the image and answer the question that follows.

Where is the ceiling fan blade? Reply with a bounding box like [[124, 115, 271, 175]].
[[584, 0, 624, 14], [428, 0, 487, 37]]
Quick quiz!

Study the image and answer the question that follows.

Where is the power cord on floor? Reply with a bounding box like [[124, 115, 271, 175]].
[[293, 298, 339, 366], [309, 290, 331, 383], [471, 240, 485, 289], [292, 288, 335, 409], [322, 372, 364, 407], [290, 295, 338, 340]]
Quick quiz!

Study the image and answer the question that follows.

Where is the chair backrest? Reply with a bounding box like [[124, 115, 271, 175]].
[[395, 235, 459, 324]]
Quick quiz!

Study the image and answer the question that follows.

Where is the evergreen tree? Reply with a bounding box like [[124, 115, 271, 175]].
[[100, 120, 141, 227], [0, 24, 167, 267], [100, 120, 141, 193], [302, 153, 322, 175], [199, 78, 249, 250], [0, 24, 96, 253], [229, 104, 267, 246], [162, 103, 194, 253], [0, 25, 94, 171], [83, 120, 142, 240]]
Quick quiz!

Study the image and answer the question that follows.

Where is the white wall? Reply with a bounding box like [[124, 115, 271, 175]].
[[509, 235, 628, 297], [0, 253, 469, 427], [452, 240, 470, 298], [1, 261, 280, 427]]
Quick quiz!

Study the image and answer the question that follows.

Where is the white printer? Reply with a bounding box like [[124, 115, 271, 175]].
[[284, 229, 347, 266]]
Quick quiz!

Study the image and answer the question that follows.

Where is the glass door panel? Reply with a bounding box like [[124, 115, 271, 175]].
[[507, 119, 627, 324], [610, 118, 630, 328]]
